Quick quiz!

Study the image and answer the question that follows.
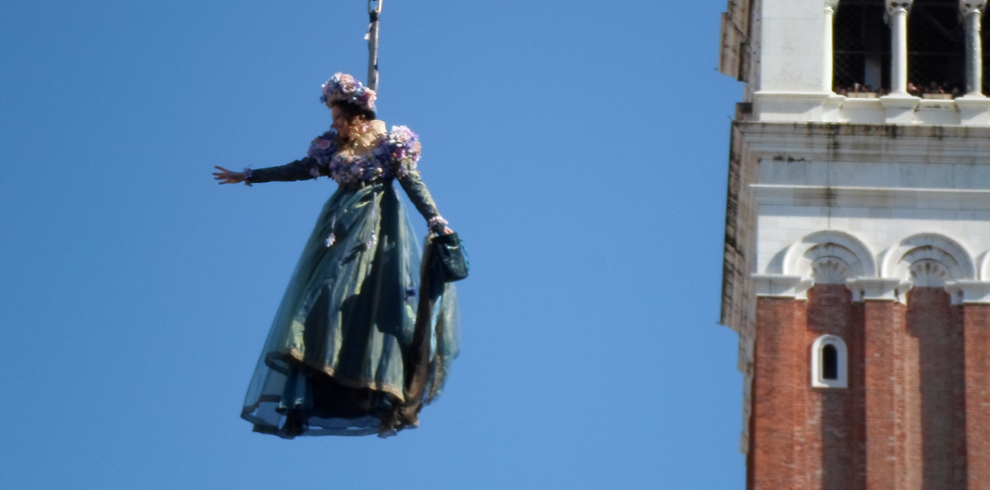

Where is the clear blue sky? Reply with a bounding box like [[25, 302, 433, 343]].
[[0, 1, 746, 488]]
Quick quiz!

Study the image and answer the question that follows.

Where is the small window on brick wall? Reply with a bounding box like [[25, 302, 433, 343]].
[[812, 335, 848, 389], [822, 344, 839, 379]]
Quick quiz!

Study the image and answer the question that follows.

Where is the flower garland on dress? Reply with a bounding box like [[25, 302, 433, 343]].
[[373, 126, 421, 179], [327, 152, 387, 185], [305, 126, 422, 186]]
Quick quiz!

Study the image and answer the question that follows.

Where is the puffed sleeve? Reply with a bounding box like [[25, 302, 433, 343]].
[[377, 126, 448, 230], [245, 157, 322, 184], [244, 130, 338, 184]]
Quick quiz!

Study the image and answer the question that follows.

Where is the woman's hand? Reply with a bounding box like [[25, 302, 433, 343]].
[[213, 166, 246, 185]]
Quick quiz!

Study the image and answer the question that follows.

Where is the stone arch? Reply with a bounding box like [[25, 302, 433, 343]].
[[979, 251, 990, 281], [880, 233, 977, 286], [783, 230, 877, 284]]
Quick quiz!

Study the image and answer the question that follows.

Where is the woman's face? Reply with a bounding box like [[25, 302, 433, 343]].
[[331, 105, 350, 139]]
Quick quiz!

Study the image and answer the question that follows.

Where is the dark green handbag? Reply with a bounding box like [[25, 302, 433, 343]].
[[431, 232, 470, 282]]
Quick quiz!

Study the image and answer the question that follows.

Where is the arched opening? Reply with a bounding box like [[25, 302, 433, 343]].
[[907, 0, 965, 96], [822, 344, 839, 380], [834, 0, 891, 95], [812, 335, 849, 388]]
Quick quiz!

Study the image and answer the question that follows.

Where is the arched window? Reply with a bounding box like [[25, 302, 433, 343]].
[[822, 344, 839, 379], [907, 0, 965, 96], [812, 335, 848, 388], [833, 0, 891, 94]]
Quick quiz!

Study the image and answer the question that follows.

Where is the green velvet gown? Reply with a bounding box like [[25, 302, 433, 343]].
[[239, 122, 459, 438]]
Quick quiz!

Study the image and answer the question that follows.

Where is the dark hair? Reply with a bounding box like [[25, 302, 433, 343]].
[[331, 101, 376, 122]]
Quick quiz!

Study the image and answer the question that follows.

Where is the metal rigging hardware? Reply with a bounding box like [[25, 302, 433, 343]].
[[367, 0, 383, 92]]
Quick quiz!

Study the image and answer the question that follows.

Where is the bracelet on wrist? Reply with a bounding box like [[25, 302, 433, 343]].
[[428, 216, 448, 229]]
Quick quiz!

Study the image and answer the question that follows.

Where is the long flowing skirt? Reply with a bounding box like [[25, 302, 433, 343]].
[[241, 180, 459, 438]]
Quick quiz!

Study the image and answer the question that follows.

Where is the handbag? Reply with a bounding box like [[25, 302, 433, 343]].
[[431, 232, 470, 282]]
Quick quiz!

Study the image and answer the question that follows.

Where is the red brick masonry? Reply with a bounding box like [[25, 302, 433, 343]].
[[750, 286, 990, 490]]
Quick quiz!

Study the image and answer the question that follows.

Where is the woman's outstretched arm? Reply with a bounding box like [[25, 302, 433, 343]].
[[213, 158, 321, 186]]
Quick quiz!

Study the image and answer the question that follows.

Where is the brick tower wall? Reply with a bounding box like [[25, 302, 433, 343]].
[[750, 287, 988, 490], [904, 288, 966, 488], [806, 285, 865, 490], [963, 304, 990, 488]]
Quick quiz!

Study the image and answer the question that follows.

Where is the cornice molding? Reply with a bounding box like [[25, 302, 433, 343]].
[[752, 185, 990, 212], [945, 280, 990, 304], [735, 121, 990, 164], [752, 274, 814, 300], [753, 274, 990, 304]]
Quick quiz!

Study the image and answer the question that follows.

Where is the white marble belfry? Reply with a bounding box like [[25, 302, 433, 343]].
[[719, 0, 990, 455], [749, 0, 990, 125]]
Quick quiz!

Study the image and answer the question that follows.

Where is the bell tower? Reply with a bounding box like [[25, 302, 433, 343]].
[[718, 1, 990, 489]]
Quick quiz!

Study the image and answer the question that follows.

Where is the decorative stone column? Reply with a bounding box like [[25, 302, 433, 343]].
[[887, 2, 913, 95], [880, 1, 921, 124], [961, 1, 987, 96], [957, 1, 990, 125], [823, 0, 846, 122], [824, 0, 841, 93]]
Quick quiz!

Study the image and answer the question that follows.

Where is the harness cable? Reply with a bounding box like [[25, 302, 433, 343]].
[[367, 0, 383, 92], [364, 1, 383, 249]]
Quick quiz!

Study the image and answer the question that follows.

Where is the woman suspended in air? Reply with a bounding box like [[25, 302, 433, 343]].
[[214, 73, 464, 438]]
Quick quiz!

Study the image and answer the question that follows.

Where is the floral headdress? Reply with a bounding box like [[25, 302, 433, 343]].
[[319, 73, 377, 113]]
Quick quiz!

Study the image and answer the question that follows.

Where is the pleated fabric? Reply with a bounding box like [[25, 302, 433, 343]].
[[241, 180, 459, 438]]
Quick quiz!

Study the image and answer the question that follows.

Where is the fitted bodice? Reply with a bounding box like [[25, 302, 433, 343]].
[[245, 120, 441, 226]]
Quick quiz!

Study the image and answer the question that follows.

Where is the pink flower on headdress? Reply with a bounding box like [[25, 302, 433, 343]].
[[316, 139, 331, 150], [337, 74, 357, 94], [319, 72, 376, 111], [364, 91, 377, 110]]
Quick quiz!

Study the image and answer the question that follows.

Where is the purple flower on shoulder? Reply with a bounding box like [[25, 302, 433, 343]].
[[374, 126, 421, 178], [306, 129, 339, 166]]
